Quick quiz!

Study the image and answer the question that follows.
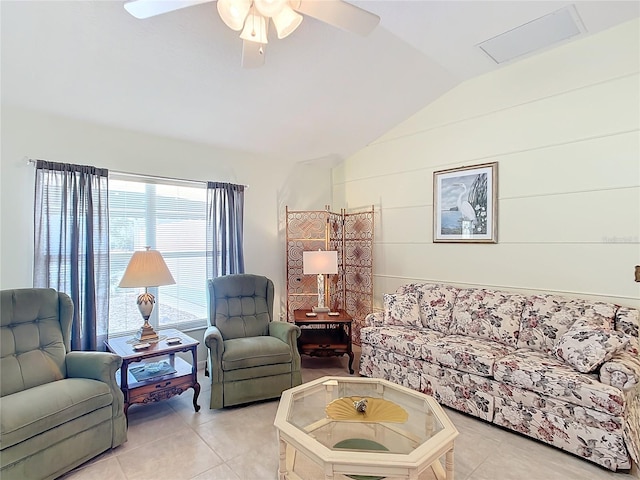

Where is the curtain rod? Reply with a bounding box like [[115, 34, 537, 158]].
[[25, 157, 249, 189]]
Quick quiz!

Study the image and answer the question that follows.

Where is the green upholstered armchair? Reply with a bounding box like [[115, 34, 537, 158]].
[[0, 288, 127, 480], [204, 274, 302, 409]]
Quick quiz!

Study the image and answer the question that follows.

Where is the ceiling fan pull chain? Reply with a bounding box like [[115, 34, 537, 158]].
[[250, 5, 256, 38]]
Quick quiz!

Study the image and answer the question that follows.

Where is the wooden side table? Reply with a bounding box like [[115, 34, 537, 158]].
[[293, 309, 354, 374], [105, 328, 200, 419]]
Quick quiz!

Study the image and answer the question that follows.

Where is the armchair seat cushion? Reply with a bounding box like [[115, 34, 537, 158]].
[[0, 378, 112, 450], [222, 336, 292, 371]]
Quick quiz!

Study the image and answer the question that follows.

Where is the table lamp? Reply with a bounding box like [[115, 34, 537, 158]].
[[303, 250, 338, 313], [119, 247, 176, 341]]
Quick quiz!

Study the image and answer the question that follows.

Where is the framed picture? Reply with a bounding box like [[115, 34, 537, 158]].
[[433, 162, 498, 243]]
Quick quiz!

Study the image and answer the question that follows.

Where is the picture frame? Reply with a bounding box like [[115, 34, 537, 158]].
[[433, 162, 498, 243]]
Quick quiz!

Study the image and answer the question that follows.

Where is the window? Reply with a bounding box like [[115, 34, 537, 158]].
[[109, 173, 207, 335]]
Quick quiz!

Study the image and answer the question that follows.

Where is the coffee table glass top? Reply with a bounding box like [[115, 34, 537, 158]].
[[283, 377, 445, 455]]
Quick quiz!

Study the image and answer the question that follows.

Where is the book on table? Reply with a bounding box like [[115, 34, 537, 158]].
[[130, 361, 177, 382]]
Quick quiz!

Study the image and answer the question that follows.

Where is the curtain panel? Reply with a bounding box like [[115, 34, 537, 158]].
[[206, 182, 245, 279], [34, 160, 110, 351]]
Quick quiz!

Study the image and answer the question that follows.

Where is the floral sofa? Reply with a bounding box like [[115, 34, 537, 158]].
[[359, 283, 640, 471]]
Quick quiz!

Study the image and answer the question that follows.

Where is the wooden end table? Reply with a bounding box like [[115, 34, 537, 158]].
[[293, 309, 354, 374], [105, 328, 201, 419]]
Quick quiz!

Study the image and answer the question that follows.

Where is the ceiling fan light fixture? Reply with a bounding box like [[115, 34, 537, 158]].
[[273, 5, 303, 39], [254, 0, 288, 18], [217, 0, 252, 31], [240, 12, 269, 44]]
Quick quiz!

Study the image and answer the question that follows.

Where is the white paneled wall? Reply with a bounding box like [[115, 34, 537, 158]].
[[334, 19, 640, 308]]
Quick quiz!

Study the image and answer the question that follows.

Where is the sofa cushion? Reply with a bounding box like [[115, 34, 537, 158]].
[[360, 326, 444, 359], [494, 349, 625, 416], [396, 283, 458, 334], [383, 293, 421, 328], [421, 367, 495, 421], [222, 336, 292, 371], [0, 378, 112, 450], [554, 322, 630, 373], [422, 334, 515, 377], [495, 379, 624, 432], [493, 397, 630, 471], [517, 295, 617, 354], [449, 288, 525, 347]]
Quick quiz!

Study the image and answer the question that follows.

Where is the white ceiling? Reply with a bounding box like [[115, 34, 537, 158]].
[[2, 1, 638, 165]]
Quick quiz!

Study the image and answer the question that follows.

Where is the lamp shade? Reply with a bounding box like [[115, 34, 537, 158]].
[[217, 0, 252, 31], [240, 12, 269, 44], [119, 248, 176, 288], [272, 5, 303, 39], [303, 251, 338, 275]]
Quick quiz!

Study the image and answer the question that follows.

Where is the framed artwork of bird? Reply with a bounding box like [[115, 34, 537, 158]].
[[433, 162, 498, 243]]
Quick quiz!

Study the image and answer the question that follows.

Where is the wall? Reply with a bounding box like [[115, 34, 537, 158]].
[[333, 19, 640, 309], [0, 106, 333, 361]]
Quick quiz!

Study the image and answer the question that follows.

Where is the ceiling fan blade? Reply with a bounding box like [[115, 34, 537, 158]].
[[292, 0, 379, 36], [124, 0, 213, 19], [242, 40, 266, 68]]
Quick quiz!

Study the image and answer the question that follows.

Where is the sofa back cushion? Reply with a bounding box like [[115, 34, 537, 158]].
[[383, 293, 421, 328], [450, 288, 525, 347], [1, 289, 72, 397], [395, 283, 458, 334], [517, 294, 617, 354], [615, 307, 639, 355]]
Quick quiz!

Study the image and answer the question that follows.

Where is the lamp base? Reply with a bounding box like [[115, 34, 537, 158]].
[[136, 322, 159, 342], [135, 292, 159, 341], [312, 306, 330, 313]]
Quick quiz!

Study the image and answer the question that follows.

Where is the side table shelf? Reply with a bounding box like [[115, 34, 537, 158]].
[[105, 328, 201, 419]]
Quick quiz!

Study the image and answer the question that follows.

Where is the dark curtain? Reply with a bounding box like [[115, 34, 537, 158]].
[[206, 182, 245, 278], [34, 160, 110, 351]]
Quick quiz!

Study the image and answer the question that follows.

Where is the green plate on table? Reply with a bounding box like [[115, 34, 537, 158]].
[[333, 438, 388, 480]]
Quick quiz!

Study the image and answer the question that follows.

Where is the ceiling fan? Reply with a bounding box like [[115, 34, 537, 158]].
[[124, 0, 380, 68]]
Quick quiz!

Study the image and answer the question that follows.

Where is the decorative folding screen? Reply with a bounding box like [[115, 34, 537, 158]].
[[286, 206, 374, 345]]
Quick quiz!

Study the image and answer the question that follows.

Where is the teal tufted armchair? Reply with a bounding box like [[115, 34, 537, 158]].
[[0, 288, 127, 480], [204, 274, 302, 409]]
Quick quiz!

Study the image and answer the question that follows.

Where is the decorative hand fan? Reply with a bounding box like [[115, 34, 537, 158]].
[[326, 396, 409, 423]]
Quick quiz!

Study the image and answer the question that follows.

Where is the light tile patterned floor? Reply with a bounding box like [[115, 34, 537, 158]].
[[62, 351, 639, 480]]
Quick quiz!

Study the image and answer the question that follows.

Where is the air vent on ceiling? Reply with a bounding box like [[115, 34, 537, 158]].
[[478, 5, 585, 64]]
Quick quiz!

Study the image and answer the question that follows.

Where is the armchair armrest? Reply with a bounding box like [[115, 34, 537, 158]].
[[365, 312, 384, 327], [269, 320, 300, 345], [269, 321, 301, 373], [66, 351, 126, 446], [204, 326, 224, 382], [600, 352, 640, 391]]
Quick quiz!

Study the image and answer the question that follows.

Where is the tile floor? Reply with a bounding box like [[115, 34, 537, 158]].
[[62, 352, 639, 480]]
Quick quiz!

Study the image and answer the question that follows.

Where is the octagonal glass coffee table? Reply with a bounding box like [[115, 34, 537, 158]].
[[274, 376, 458, 480]]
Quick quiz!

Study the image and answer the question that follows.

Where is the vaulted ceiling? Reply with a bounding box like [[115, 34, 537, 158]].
[[2, 1, 638, 165]]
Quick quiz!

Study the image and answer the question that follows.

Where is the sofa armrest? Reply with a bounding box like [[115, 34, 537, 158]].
[[204, 326, 224, 382], [66, 351, 126, 446], [66, 351, 122, 389], [624, 385, 640, 464], [600, 352, 640, 391], [365, 312, 384, 327]]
